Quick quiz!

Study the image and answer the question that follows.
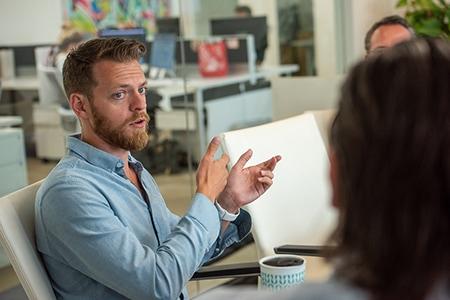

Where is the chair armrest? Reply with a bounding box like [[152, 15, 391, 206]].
[[274, 245, 332, 257], [191, 262, 260, 281]]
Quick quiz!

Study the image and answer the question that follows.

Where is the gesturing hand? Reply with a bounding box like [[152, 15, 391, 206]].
[[218, 150, 282, 213], [196, 137, 230, 202]]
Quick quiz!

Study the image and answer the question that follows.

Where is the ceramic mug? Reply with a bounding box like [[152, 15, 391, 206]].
[[259, 254, 305, 291]]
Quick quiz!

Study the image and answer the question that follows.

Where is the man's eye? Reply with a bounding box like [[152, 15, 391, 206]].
[[138, 87, 147, 95], [112, 91, 126, 100]]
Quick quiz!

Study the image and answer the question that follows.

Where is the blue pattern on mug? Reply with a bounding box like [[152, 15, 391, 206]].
[[261, 270, 305, 291]]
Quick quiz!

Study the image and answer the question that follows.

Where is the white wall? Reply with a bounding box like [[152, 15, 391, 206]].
[[0, 0, 63, 46], [313, 0, 339, 76], [272, 76, 343, 120], [179, 0, 237, 37]]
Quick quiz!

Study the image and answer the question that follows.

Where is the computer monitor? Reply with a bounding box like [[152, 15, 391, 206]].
[[98, 27, 147, 44], [210, 16, 268, 64], [149, 33, 176, 78], [156, 18, 181, 36]]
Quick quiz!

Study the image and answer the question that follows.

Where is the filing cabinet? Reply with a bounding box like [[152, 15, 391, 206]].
[[0, 128, 27, 197]]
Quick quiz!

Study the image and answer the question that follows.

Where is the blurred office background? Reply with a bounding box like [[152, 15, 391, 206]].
[[0, 0, 407, 298]]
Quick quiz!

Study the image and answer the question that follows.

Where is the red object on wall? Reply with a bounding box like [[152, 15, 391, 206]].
[[198, 40, 229, 77]]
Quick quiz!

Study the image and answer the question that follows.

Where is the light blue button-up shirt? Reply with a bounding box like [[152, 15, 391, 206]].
[[35, 135, 251, 300]]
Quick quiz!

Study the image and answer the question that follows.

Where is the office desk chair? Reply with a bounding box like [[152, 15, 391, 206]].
[[0, 180, 57, 300]]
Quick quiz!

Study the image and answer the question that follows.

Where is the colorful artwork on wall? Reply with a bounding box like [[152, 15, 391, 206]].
[[63, 0, 172, 37]]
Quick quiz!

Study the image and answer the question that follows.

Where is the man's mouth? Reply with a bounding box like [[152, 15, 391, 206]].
[[130, 118, 147, 127]]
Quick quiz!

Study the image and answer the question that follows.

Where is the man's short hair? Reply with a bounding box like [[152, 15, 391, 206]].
[[63, 38, 146, 99], [364, 15, 415, 52], [234, 5, 252, 17]]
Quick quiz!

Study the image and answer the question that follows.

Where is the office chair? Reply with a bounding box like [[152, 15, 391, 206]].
[[0, 180, 57, 300], [219, 111, 337, 259]]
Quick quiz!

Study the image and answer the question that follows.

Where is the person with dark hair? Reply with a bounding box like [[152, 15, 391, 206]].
[[233, 5, 267, 65], [365, 15, 415, 56], [198, 38, 450, 300], [235, 5, 252, 18], [35, 38, 281, 300], [53, 31, 86, 72]]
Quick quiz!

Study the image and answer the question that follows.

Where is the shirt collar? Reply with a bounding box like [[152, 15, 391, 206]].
[[67, 134, 130, 174]]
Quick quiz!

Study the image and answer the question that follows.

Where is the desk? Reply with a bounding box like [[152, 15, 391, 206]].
[[0, 116, 23, 127], [148, 65, 299, 158], [1, 76, 39, 91], [1, 76, 39, 117]]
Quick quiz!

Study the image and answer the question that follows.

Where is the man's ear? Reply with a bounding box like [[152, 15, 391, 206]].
[[69, 93, 90, 120], [329, 148, 340, 209]]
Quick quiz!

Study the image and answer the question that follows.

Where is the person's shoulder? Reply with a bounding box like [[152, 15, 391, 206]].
[[284, 280, 368, 300], [36, 155, 102, 204], [40, 156, 86, 185], [196, 279, 369, 300]]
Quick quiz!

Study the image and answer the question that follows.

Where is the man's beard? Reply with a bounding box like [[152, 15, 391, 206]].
[[91, 108, 150, 151]]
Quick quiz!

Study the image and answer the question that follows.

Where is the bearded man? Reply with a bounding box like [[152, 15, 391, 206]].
[[35, 38, 280, 300]]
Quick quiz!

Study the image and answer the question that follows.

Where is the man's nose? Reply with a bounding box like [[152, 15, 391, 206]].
[[130, 91, 147, 112]]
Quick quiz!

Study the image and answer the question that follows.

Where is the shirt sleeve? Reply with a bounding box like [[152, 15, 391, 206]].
[[159, 193, 253, 265], [202, 209, 253, 264], [39, 176, 221, 300]]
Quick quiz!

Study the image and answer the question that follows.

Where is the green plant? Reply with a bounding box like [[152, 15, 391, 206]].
[[397, 0, 450, 39]]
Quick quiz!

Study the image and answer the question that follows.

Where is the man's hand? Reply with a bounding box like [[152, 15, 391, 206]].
[[217, 150, 281, 213], [196, 137, 229, 202]]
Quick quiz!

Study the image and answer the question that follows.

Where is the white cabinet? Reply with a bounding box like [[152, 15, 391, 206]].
[[33, 104, 67, 160], [0, 127, 28, 269], [0, 128, 27, 197]]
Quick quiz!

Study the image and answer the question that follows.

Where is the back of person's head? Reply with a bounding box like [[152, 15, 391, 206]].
[[62, 37, 146, 100], [330, 38, 450, 300], [365, 15, 415, 52], [59, 32, 85, 52], [235, 5, 252, 17]]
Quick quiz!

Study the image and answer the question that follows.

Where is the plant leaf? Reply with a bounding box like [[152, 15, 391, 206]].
[[417, 18, 443, 36], [396, 0, 408, 8], [447, 8, 450, 33]]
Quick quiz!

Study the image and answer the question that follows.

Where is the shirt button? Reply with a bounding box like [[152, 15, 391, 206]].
[[116, 162, 123, 168]]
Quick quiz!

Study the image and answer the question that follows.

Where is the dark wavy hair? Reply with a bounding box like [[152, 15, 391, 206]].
[[330, 38, 450, 300], [62, 38, 146, 99]]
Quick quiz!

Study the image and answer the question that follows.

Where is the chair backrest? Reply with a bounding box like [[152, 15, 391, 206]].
[[220, 110, 337, 258], [0, 180, 57, 300], [271, 76, 343, 121], [34, 47, 67, 106]]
